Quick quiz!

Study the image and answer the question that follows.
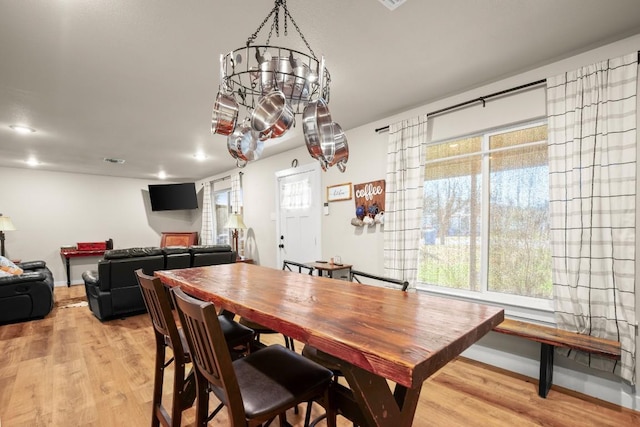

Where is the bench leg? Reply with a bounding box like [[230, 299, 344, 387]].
[[539, 343, 554, 398]]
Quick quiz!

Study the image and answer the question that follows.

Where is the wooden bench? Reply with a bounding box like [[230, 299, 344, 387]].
[[493, 318, 621, 398]]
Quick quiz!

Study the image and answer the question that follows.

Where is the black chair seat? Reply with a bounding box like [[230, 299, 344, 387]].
[[238, 317, 275, 334], [219, 315, 255, 347], [302, 344, 343, 375], [210, 344, 333, 419]]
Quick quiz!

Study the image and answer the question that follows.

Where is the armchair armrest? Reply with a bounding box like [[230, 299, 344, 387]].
[[0, 271, 46, 286], [82, 270, 100, 286], [16, 260, 46, 271]]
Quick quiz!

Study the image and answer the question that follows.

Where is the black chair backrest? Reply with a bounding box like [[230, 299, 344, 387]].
[[172, 287, 246, 424], [282, 260, 314, 275], [135, 269, 186, 358], [350, 270, 409, 292]]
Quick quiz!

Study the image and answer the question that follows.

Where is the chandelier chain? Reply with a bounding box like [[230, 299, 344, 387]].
[[265, 18, 277, 46], [282, 4, 316, 59], [245, 1, 279, 47], [244, 0, 317, 60]]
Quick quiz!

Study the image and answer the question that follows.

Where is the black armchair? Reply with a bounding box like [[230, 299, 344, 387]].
[[83, 247, 165, 321], [0, 260, 54, 324]]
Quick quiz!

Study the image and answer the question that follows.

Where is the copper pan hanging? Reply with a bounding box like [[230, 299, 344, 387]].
[[328, 122, 348, 172], [250, 90, 295, 139], [212, 55, 239, 135], [302, 97, 335, 169]]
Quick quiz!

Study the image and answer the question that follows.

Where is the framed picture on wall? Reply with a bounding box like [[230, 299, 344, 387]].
[[327, 183, 352, 202]]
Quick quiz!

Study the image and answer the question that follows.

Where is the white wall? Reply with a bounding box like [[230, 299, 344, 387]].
[[0, 167, 201, 285]]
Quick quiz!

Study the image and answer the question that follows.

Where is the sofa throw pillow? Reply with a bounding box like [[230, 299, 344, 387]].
[[0, 269, 12, 278], [0, 255, 23, 275]]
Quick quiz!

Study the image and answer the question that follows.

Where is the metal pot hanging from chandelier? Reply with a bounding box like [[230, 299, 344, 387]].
[[210, 0, 348, 172]]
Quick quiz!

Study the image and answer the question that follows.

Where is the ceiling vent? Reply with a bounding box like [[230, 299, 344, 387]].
[[378, 0, 407, 11], [103, 157, 126, 164]]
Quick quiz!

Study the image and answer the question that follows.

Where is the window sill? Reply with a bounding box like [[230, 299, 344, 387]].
[[415, 284, 556, 325]]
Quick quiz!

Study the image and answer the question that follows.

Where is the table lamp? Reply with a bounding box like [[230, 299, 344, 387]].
[[0, 214, 16, 257], [225, 212, 247, 255]]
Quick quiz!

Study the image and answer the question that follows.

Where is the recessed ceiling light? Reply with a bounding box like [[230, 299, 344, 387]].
[[10, 125, 36, 134], [158, 171, 167, 180], [194, 152, 208, 161], [25, 157, 40, 166]]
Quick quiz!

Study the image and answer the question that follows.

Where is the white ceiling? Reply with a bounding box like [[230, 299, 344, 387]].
[[1, 0, 639, 181]]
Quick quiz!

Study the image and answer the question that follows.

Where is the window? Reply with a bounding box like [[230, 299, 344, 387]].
[[280, 178, 312, 210], [418, 122, 551, 306], [213, 190, 232, 245]]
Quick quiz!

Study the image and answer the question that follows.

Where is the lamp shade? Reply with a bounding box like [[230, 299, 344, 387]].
[[225, 213, 247, 230], [0, 216, 15, 231]]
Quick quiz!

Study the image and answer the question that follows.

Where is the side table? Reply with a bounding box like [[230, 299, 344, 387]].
[[60, 248, 106, 287], [305, 261, 352, 279]]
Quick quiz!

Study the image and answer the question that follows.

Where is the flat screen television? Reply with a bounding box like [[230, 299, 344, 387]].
[[148, 182, 198, 211]]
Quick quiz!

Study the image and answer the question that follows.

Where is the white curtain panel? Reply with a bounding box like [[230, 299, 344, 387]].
[[230, 172, 243, 213], [199, 181, 214, 245], [547, 52, 637, 384], [384, 116, 428, 290], [230, 172, 244, 249]]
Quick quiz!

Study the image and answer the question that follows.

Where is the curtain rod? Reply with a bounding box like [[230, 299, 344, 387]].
[[201, 175, 231, 186], [374, 78, 547, 134], [202, 171, 244, 186], [376, 50, 640, 134]]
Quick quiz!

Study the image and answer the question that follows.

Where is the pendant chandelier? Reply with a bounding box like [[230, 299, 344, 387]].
[[211, 0, 348, 172]]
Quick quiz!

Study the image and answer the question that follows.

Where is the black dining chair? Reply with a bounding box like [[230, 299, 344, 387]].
[[172, 286, 336, 427], [239, 260, 314, 351], [302, 270, 409, 427], [135, 269, 255, 427]]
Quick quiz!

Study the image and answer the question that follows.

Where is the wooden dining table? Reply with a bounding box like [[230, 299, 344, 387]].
[[155, 263, 504, 427]]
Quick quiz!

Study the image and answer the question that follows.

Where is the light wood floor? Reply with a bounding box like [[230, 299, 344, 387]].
[[1, 285, 639, 426]]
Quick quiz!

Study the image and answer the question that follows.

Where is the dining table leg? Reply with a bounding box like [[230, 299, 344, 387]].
[[337, 362, 422, 427]]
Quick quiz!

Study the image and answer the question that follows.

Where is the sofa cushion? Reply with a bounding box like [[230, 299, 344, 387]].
[[189, 245, 232, 254], [164, 246, 191, 270], [162, 246, 190, 255], [16, 260, 46, 270], [104, 247, 162, 259]]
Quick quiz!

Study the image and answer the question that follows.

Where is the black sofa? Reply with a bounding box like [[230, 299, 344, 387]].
[[82, 245, 236, 321], [0, 260, 54, 324]]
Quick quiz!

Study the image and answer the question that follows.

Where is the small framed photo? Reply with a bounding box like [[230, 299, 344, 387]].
[[327, 182, 352, 202]]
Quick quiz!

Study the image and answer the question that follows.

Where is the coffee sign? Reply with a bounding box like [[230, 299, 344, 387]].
[[353, 180, 385, 218]]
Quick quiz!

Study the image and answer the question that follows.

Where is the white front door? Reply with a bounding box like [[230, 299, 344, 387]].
[[275, 162, 322, 267]]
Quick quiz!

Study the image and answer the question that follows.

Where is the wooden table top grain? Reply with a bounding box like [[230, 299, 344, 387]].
[[156, 263, 503, 389]]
